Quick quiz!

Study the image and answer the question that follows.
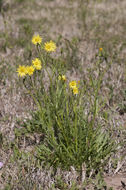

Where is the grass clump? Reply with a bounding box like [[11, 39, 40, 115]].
[[15, 34, 117, 181]]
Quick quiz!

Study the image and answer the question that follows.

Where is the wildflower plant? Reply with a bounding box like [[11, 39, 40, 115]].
[[17, 65, 27, 77], [32, 58, 42, 70], [32, 34, 42, 45], [44, 40, 56, 52], [16, 35, 116, 178]]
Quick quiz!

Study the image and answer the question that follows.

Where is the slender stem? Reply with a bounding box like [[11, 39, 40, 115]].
[[26, 89, 42, 112], [23, 76, 42, 112], [74, 100, 78, 153], [91, 65, 103, 128]]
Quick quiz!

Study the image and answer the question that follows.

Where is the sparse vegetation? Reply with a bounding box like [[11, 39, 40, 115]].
[[0, 0, 126, 189]]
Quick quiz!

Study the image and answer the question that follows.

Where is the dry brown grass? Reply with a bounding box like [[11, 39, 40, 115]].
[[0, 0, 126, 189]]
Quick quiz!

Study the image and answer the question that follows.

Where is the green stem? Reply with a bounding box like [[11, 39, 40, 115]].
[[91, 67, 103, 128], [73, 100, 78, 153], [23, 76, 42, 112], [37, 45, 52, 83], [26, 89, 42, 112]]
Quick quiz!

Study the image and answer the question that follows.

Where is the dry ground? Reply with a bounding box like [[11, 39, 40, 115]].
[[0, 0, 126, 189]]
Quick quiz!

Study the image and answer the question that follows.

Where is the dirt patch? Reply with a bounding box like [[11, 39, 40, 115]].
[[104, 174, 126, 190]]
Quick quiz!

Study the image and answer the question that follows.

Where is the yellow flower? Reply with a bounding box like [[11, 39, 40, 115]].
[[58, 75, 62, 80], [32, 34, 42, 45], [69, 81, 77, 89], [99, 48, 103, 51], [32, 58, 42, 70], [17, 65, 27, 77], [73, 87, 79, 95], [62, 75, 66, 81], [58, 75, 66, 81], [44, 40, 56, 52], [26, 66, 35, 76]]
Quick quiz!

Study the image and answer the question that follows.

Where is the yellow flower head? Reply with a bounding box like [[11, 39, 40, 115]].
[[99, 48, 103, 51], [58, 75, 62, 80], [69, 81, 77, 89], [26, 66, 35, 76], [58, 75, 66, 81], [17, 65, 27, 77], [44, 40, 56, 52], [32, 34, 42, 45], [32, 58, 42, 70], [73, 87, 79, 95], [62, 75, 66, 81]]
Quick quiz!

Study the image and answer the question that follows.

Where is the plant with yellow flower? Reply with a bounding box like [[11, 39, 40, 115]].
[[69, 80, 79, 94], [17, 65, 27, 77], [32, 58, 42, 70], [69, 81, 77, 89], [58, 75, 66, 81], [16, 34, 115, 179], [44, 40, 56, 52], [73, 87, 79, 95], [32, 34, 42, 45], [99, 48, 103, 51], [26, 66, 35, 76]]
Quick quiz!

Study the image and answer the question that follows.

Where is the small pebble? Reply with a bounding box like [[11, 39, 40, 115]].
[[0, 162, 3, 168]]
